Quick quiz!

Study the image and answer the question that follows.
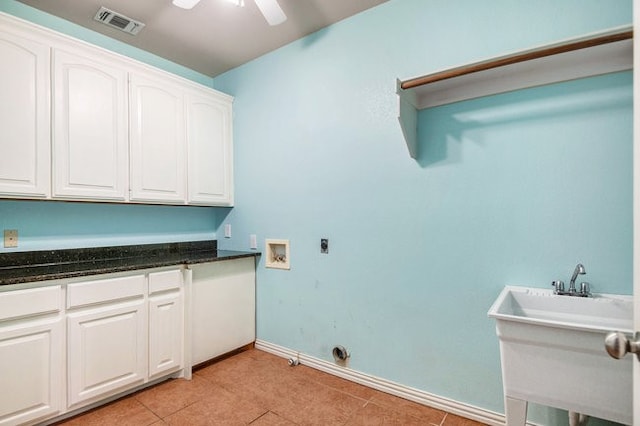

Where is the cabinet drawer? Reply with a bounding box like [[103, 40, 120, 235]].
[[149, 269, 182, 294], [0, 285, 61, 321], [67, 275, 145, 309]]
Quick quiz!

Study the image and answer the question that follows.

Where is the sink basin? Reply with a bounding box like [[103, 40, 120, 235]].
[[488, 285, 633, 333], [488, 286, 633, 425]]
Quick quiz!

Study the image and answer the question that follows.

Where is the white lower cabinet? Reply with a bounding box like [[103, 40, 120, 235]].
[[66, 301, 147, 407], [191, 257, 256, 365], [0, 286, 63, 426], [65, 269, 186, 410], [148, 270, 184, 379], [0, 257, 252, 424], [66, 274, 147, 408]]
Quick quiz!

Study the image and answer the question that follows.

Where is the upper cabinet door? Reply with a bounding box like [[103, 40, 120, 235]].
[[0, 28, 50, 198], [186, 90, 234, 206], [52, 48, 128, 201], [129, 73, 186, 204]]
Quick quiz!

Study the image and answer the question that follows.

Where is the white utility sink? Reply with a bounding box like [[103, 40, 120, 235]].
[[488, 286, 633, 425], [489, 285, 633, 333]]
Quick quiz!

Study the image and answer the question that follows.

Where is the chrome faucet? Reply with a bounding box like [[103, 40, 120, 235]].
[[551, 263, 590, 297], [568, 263, 585, 293]]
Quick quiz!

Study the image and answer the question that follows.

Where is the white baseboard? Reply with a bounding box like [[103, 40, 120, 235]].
[[255, 339, 510, 426]]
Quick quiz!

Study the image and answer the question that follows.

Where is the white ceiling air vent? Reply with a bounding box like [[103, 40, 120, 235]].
[[94, 6, 145, 35]]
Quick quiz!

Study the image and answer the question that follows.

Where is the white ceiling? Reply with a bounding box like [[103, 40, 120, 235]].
[[17, 0, 388, 77]]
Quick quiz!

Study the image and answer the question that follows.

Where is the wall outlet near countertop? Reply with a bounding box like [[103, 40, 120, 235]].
[[4, 229, 18, 248]]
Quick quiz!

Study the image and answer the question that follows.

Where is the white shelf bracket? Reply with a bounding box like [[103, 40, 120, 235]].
[[396, 79, 418, 159]]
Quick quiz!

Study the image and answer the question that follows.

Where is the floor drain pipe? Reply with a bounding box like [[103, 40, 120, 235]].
[[287, 353, 300, 367]]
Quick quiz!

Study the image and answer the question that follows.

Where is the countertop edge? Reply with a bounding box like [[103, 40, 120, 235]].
[[0, 244, 260, 286]]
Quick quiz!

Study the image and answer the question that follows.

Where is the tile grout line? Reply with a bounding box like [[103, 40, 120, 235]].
[[297, 360, 451, 426], [59, 349, 487, 426], [440, 412, 448, 425], [195, 360, 299, 424], [133, 384, 203, 421], [247, 410, 270, 425]]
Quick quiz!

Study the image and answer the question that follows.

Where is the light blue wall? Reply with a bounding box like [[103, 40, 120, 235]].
[[0, 0, 633, 423], [0, 1, 220, 252], [213, 0, 632, 424], [0, 200, 218, 251]]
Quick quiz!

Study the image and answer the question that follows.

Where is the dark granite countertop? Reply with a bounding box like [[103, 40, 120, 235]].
[[0, 240, 259, 286]]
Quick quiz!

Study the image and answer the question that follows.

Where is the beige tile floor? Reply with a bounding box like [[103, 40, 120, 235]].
[[55, 348, 487, 426]]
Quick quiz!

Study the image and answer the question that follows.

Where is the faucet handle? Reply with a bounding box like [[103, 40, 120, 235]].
[[580, 282, 590, 296], [552, 280, 565, 294]]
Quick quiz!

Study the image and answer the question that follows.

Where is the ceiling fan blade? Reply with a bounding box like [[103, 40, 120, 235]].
[[172, 0, 201, 9], [254, 0, 287, 26]]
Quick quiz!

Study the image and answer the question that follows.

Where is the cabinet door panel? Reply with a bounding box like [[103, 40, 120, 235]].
[[0, 317, 63, 426], [0, 29, 50, 198], [53, 49, 128, 200], [186, 91, 233, 206], [191, 258, 256, 364], [130, 73, 185, 203], [149, 291, 183, 378], [67, 299, 146, 407]]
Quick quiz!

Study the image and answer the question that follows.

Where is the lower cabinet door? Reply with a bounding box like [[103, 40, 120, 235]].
[[191, 257, 256, 365], [0, 316, 63, 426], [148, 290, 183, 379], [67, 299, 147, 408]]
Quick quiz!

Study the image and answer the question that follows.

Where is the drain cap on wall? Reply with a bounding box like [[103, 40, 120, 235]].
[[332, 345, 350, 362]]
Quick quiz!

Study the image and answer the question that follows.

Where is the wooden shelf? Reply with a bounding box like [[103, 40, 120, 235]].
[[397, 26, 633, 159]]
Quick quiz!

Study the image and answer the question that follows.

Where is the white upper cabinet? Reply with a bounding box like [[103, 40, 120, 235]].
[[186, 90, 234, 206], [52, 48, 129, 200], [0, 24, 50, 198], [129, 72, 186, 204], [0, 13, 234, 206]]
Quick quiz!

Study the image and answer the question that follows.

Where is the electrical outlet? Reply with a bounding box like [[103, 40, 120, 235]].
[[4, 229, 18, 248]]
